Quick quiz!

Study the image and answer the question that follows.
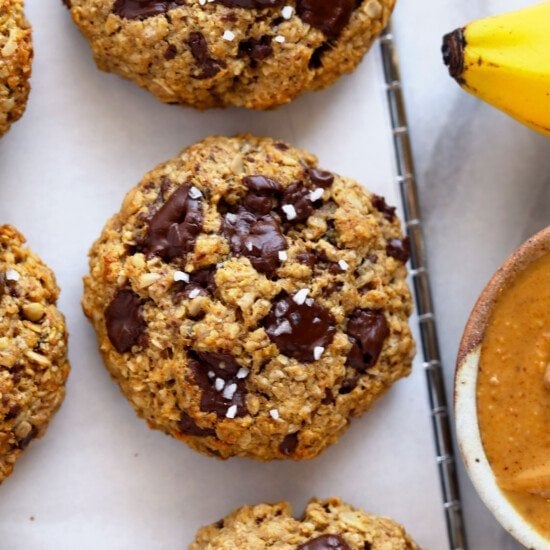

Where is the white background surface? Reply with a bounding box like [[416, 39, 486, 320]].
[[0, 1, 449, 549]]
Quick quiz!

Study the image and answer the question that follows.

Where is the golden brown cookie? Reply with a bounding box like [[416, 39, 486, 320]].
[[0, 0, 32, 137], [190, 497, 419, 549], [65, 0, 394, 109], [82, 134, 414, 461], [0, 225, 70, 483]]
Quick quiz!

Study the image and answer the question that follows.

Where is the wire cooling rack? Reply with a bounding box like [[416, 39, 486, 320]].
[[379, 27, 468, 550]]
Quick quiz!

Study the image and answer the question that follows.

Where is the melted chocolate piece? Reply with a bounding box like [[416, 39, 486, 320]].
[[0, 272, 4, 298], [371, 194, 396, 221], [386, 237, 410, 263], [188, 352, 247, 417], [216, 0, 284, 7], [164, 44, 177, 60], [242, 175, 282, 215], [222, 207, 286, 276], [178, 266, 217, 299], [321, 388, 335, 405], [188, 32, 226, 79], [105, 289, 147, 353], [309, 42, 332, 69], [112, 0, 183, 19], [298, 534, 351, 550], [280, 182, 319, 224], [296, 251, 316, 268], [296, 0, 356, 39], [279, 432, 299, 455], [263, 293, 335, 362], [346, 309, 389, 372], [5, 403, 21, 421], [307, 167, 334, 188], [178, 412, 216, 437], [338, 375, 360, 394], [141, 184, 203, 261], [238, 36, 273, 65]]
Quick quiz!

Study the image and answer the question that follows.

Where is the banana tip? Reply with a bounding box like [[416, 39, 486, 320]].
[[442, 28, 465, 81]]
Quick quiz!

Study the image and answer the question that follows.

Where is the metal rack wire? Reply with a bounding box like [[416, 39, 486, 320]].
[[379, 27, 468, 550]]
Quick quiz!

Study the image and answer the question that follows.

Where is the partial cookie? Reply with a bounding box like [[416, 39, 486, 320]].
[[82, 134, 414, 461], [0, 225, 70, 483], [0, 0, 32, 137], [190, 497, 419, 549], [65, 0, 394, 109]]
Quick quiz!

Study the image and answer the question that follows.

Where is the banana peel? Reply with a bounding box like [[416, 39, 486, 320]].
[[442, 2, 550, 136]]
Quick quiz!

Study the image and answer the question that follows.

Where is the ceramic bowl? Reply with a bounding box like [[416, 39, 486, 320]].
[[455, 225, 550, 550]]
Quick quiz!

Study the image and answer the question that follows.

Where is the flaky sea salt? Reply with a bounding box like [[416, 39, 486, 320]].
[[293, 288, 310, 305], [5, 269, 19, 281], [222, 30, 235, 42], [236, 368, 249, 379], [281, 204, 297, 220], [173, 271, 190, 283]]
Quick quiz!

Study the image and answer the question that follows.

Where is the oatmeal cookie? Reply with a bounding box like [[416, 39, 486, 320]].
[[82, 135, 414, 461], [190, 497, 419, 549], [0, 225, 70, 483], [0, 0, 32, 137], [65, 0, 394, 109]]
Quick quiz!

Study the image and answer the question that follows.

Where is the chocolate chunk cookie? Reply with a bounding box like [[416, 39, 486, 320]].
[[0, 226, 70, 483], [190, 497, 419, 549], [65, 0, 394, 109], [0, 0, 32, 137], [82, 135, 414, 461]]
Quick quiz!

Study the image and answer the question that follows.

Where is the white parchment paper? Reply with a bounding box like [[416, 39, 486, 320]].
[[0, 2, 448, 548]]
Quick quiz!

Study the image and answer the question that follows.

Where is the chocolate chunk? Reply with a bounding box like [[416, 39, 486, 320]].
[[62, 0, 72, 8], [0, 272, 4, 298], [371, 194, 396, 221], [5, 403, 21, 421], [222, 207, 286, 276], [307, 167, 335, 188], [346, 309, 389, 372], [216, 0, 284, 7], [321, 388, 335, 405], [263, 292, 336, 362], [296, 251, 316, 268], [309, 42, 332, 69], [386, 237, 410, 263], [105, 289, 147, 353], [164, 44, 177, 60], [188, 352, 247, 417], [177, 412, 216, 437], [242, 175, 282, 215], [279, 432, 299, 455], [296, 0, 356, 39], [280, 182, 319, 224], [298, 534, 351, 550], [141, 184, 203, 262], [112, 0, 184, 20], [238, 36, 273, 65], [274, 142, 289, 151], [338, 375, 360, 394], [187, 32, 225, 79], [178, 266, 217, 300], [244, 175, 282, 194]]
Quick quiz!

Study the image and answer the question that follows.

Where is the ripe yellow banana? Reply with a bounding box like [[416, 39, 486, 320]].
[[442, 1, 550, 136]]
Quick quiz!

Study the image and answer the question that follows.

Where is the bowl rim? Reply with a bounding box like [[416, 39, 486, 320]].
[[455, 225, 550, 550]]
